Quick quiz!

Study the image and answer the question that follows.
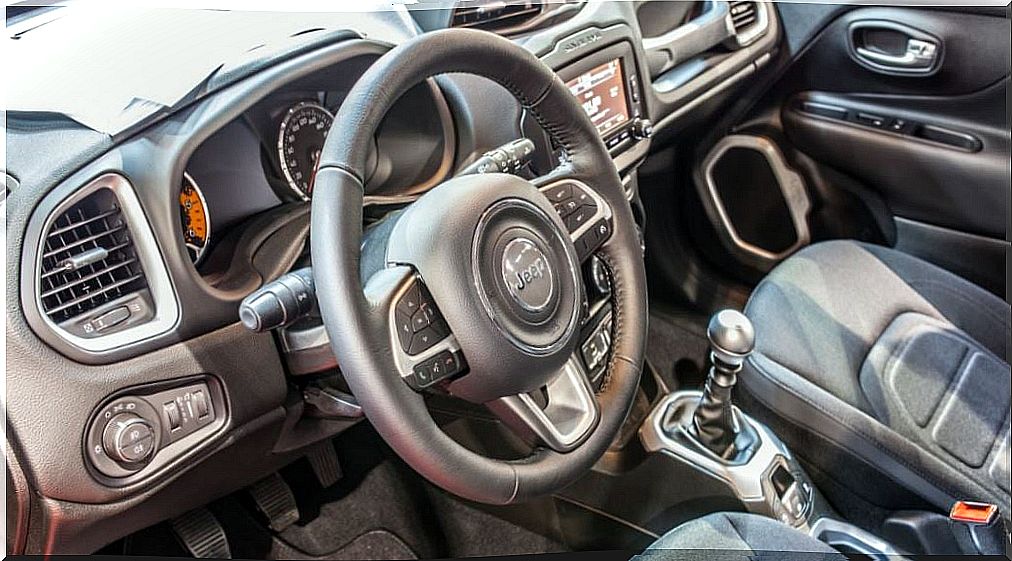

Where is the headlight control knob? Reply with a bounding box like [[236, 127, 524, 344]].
[[102, 413, 156, 465]]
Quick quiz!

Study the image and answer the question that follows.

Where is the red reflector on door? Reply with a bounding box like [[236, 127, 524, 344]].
[[949, 501, 999, 525]]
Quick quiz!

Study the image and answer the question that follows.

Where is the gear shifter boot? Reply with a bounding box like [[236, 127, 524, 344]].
[[690, 310, 755, 457]]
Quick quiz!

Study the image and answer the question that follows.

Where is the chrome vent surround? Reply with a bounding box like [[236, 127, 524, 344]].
[[451, 1, 543, 33], [39, 188, 147, 323], [30, 173, 179, 355], [729, 0, 758, 33]]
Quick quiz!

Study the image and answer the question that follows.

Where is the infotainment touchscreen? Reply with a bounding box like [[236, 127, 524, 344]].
[[565, 58, 630, 138]]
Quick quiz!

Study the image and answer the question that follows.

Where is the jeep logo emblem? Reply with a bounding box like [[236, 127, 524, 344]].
[[561, 31, 602, 53], [501, 237, 555, 313]]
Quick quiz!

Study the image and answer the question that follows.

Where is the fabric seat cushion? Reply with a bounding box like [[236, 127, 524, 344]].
[[637, 512, 843, 560], [740, 240, 1010, 517]]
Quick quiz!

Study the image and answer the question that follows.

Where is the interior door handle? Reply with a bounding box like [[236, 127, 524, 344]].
[[849, 20, 943, 76], [855, 38, 938, 69]]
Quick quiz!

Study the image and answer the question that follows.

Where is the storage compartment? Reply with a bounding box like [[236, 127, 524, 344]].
[[810, 518, 905, 559], [711, 147, 797, 254], [697, 135, 810, 270]]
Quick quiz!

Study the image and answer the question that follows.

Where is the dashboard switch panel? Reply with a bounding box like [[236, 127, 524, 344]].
[[85, 377, 226, 483]]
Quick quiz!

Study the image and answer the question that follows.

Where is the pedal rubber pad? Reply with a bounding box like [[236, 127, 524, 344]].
[[249, 473, 300, 532], [307, 443, 343, 489], [171, 507, 231, 559]]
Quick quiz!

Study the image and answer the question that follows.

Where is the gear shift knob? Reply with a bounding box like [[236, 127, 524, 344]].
[[691, 309, 755, 457], [707, 309, 755, 367]]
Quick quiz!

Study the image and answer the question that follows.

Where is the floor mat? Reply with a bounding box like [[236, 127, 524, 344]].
[[270, 530, 417, 560], [276, 456, 442, 559], [425, 487, 568, 558], [647, 310, 710, 391]]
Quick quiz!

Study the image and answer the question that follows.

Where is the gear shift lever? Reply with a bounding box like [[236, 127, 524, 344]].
[[690, 309, 755, 457]]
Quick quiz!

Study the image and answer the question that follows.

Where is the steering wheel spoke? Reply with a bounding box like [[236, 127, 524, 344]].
[[487, 355, 601, 453], [534, 177, 614, 264], [365, 266, 467, 391]]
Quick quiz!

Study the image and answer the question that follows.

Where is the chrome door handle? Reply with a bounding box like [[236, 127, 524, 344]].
[[849, 21, 943, 76], [855, 38, 938, 69]]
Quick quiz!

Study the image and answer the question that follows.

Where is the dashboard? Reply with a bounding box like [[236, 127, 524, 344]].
[[5, 1, 779, 554]]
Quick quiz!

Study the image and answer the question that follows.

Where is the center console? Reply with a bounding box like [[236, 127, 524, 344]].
[[557, 40, 652, 156], [639, 310, 921, 559], [534, 25, 654, 179]]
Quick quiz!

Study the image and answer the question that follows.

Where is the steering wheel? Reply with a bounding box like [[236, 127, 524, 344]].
[[311, 28, 648, 505]]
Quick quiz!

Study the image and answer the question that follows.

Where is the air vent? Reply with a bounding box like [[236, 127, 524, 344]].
[[729, 1, 759, 33], [38, 187, 148, 324], [451, 1, 543, 33]]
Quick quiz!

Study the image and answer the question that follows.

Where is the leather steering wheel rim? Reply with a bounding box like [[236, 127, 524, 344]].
[[311, 28, 648, 505]]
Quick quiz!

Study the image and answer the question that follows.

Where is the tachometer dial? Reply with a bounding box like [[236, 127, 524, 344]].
[[179, 172, 210, 265], [277, 101, 334, 200]]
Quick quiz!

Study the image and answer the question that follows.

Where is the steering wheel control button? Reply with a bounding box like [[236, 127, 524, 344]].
[[397, 281, 451, 355], [396, 284, 421, 317], [574, 218, 614, 261], [408, 328, 440, 355], [544, 183, 573, 203], [411, 351, 466, 389]]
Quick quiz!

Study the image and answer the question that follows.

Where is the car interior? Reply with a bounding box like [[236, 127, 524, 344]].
[[4, 1, 1010, 559]]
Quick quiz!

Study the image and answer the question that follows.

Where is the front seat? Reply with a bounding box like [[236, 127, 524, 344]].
[[739, 240, 1011, 518], [636, 512, 844, 559]]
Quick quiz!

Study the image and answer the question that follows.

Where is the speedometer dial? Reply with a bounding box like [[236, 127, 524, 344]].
[[277, 101, 334, 200], [179, 172, 210, 265]]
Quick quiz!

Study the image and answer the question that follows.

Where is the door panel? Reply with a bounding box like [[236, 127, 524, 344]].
[[782, 82, 1008, 238], [696, 4, 1009, 296]]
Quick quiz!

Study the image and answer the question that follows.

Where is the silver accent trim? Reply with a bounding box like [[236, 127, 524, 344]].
[[654, 63, 756, 134], [33, 173, 180, 353], [701, 134, 810, 263], [536, 178, 613, 243], [809, 518, 908, 560], [180, 171, 211, 266], [471, 198, 582, 357], [640, 391, 793, 502], [277, 101, 334, 201], [494, 356, 600, 452]]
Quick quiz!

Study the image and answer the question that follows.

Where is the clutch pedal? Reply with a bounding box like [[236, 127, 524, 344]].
[[171, 507, 231, 559], [249, 473, 300, 532]]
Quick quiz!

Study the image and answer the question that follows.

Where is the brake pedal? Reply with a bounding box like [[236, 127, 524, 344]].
[[171, 507, 231, 559], [249, 473, 300, 532], [307, 442, 343, 489]]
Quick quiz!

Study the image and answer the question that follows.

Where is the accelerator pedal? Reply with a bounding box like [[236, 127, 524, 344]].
[[307, 442, 343, 489], [249, 473, 300, 532], [171, 507, 231, 559]]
